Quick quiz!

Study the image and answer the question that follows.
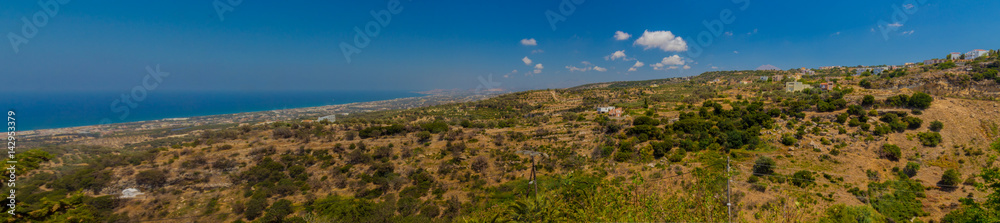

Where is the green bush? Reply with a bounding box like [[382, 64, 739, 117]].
[[136, 169, 167, 188], [818, 205, 885, 223], [941, 169, 961, 188], [879, 144, 901, 161], [791, 170, 815, 188], [862, 95, 876, 106], [244, 194, 269, 220], [930, 120, 944, 132], [903, 162, 920, 178], [907, 92, 933, 109], [918, 131, 942, 147], [781, 134, 797, 146], [752, 156, 776, 176], [258, 199, 294, 223]]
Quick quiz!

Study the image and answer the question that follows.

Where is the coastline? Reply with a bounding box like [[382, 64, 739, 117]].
[[19, 91, 501, 139]]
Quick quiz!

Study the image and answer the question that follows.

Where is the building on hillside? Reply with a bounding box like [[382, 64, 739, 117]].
[[872, 67, 888, 75], [966, 49, 989, 59], [740, 80, 753, 84], [597, 106, 616, 113], [785, 82, 812, 92], [818, 83, 834, 91], [924, 59, 947, 65], [800, 68, 816, 75], [855, 67, 871, 76], [608, 107, 625, 117], [950, 52, 962, 60], [904, 62, 916, 67], [318, 115, 336, 122], [774, 75, 785, 81], [759, 76, 769, 81]]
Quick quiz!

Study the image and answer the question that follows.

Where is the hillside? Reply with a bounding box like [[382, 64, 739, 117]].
[[7, 53, 1000, 222]]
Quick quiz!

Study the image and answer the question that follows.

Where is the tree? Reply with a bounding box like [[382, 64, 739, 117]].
[[258, 199, 294, 223], [753, 156, 776, 176], [908, 92, 933, 109], [930, 120, 944, 132], [862, 95, 876, 106], [136, 169, 167, 188], [792, 170, 815, 188], [941, 169, 962, 188], [632, 116, 660, 126], [879, 144, 902, 161], [903, 162, 920, 178], [781, 134, 797, 146]]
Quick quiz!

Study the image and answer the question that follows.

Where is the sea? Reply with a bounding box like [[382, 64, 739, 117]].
[[2, 91, 424, 131]]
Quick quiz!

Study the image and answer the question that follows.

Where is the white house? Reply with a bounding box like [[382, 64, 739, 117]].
[[855, 68, 872, 76], [759, 76, 769, 81], [597, 106, 616, 113], [317, 114, 336, 122], [785, 82, 812, 92], [966, 49, 989, 59], [950, 52, 962, 60]]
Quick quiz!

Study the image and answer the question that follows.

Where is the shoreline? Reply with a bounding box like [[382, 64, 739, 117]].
[[19, 91, 501, 138]]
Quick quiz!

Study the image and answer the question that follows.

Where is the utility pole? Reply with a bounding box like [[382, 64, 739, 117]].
[[727, 155, 732, 223], [531, 155, 538, 199]]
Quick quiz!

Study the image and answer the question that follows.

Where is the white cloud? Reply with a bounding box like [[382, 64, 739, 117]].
[[520, 38, 537, 46], [628, 68, 637, 72], [534, 63, 544, 69], [566, 65, 589, 72], [832, 32, 841, 36], [522, 56, 532, 65], [733, 51, 739, 54], [683, 65, 691, 70], [747, 28, 758, 35], [659, 55, 685, 65], [605, 50, 628, 61], [887, 22, 903, 27], [533, 69, 542, 74], [901, 30, 914, 35], [531, 49, 544, 54], [632, 61, 644, 68], [504, 70, 517, 78], [614, 31, 631, 40], [903, 4, 915, 9], [711, 66, 719, 69], [634, 30, 688, 52], [593, 66, 608, 72], [724, 31, 734, 36], [651, 55, 687, 70]]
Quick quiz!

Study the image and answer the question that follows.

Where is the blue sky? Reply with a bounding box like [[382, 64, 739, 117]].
[[2, 0, 999, 92]]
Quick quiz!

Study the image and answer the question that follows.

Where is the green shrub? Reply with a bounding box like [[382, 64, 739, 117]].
[[136, 169, 167, 188], [930, 120, 944, 132], [941, 169, 961, 188], [918, 131, 942, 147], [781, 134, 797, 146], [862, 95, 876, 106], [879, 144, 901, 161], [907, 92, 933, 109], [791, 170, 815, 188], [903, 162, 920, 178], [818, 205, 885, 223], [752, 156, 776, 176], [244, 194, 269, 220]]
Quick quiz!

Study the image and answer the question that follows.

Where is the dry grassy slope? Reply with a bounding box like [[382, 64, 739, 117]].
[[39, 71, 1000, 222]]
